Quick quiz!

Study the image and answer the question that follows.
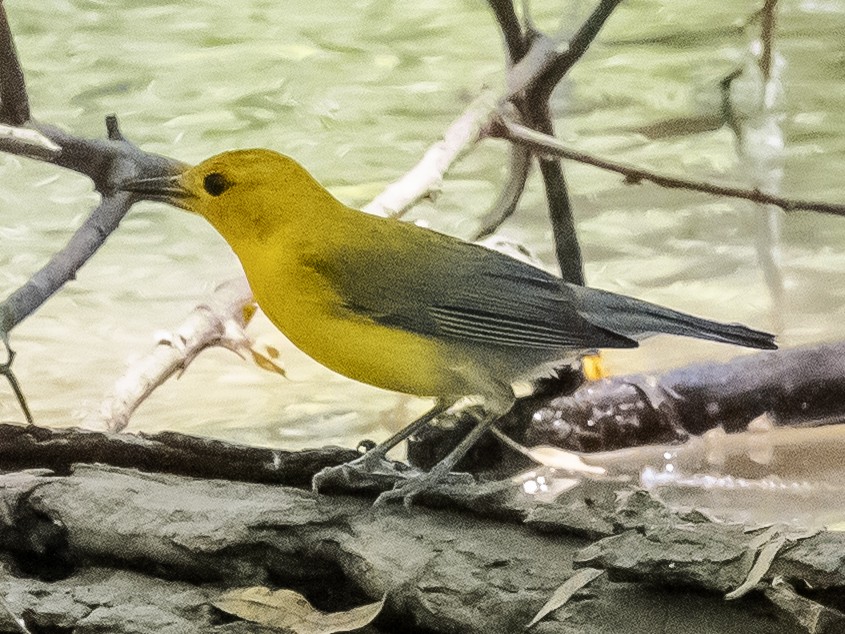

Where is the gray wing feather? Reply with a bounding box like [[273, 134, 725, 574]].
[[305, 220, 638, 352]]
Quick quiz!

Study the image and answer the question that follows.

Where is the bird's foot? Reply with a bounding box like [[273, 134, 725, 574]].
[[373, 463, 474, 509], [312, 453, 418, 495]]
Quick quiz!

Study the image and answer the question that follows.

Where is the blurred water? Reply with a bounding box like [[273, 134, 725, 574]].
[[1, 0, 844, 456]]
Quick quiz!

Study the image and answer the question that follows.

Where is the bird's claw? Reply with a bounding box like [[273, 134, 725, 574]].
[[372, 465, 473, 509], [312, 456, 415, 495]]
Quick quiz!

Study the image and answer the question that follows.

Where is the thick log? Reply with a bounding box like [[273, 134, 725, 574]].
[[408, 342, 845, 472], [0, 422, 357, 487], [0, 465, 841, 633]]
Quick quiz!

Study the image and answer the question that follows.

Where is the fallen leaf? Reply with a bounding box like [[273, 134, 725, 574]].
[[527, 568, 605, 628], [251, 346, 287, 377], [241, 302, 259, 325], [726, 535, 786, 600], [213, 587, 385, 634]]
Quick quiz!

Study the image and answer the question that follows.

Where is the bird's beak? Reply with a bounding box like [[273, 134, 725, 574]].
[[120, 164, 193, 209]]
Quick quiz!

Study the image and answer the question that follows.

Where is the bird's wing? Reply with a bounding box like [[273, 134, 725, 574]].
[[303, 217, 637, 351]]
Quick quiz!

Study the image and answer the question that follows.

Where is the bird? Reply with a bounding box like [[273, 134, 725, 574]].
[[122, 148, 777, 504]]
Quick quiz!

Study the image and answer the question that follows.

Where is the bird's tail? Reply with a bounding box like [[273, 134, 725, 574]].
[[573, 285, 777, 350]]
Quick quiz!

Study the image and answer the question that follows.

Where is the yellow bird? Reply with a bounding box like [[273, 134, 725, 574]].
[[123, 149, 776, 504]]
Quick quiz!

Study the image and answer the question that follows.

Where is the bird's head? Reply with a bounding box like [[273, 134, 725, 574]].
[[122, 149, 336, 245]]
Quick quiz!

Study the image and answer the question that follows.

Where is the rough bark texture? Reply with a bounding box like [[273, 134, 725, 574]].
[[409, 342, 845, 472], [0, 451, 842, 633]]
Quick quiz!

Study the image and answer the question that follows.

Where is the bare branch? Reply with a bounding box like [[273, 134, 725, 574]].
[[760, 0, 778, 82], [0, 4, 29, 125], [517, 0, 624, 285], [473, 143, 531, 240], [537, 150, 582, 281], [495, 117, 845, 218], [487, 0, 526, 63], [362, 90, 496, 218], [0, 339, 32, 425], [0, 123, 59, 160], [0, 119, 189, 339], [0, 195, 133, 335], [100, 278, 256, 432], [534, 0, 625, 102]]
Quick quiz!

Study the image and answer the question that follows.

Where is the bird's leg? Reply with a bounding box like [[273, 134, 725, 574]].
[[374, 398, 516, 508], [358, 399, 452, 468], [312, 399, 451, 494]]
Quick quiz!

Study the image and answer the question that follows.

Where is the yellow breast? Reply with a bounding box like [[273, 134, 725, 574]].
[[239, 238, 453, 398]]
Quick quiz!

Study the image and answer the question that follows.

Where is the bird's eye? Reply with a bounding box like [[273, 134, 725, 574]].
[[203, 172, 230, 197]]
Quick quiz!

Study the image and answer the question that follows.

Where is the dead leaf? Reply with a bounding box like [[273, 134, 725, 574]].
[[241, 302, 258, 325], [213, 586, 385, 634], [726, 535, 786, 600], [527, 568, 605, 628], [251, 346, 287, 377]]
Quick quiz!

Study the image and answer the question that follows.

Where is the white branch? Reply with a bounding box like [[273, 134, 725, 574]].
[[0, 123, 60, 160], [99, 278, 254, 431], [362, 89, 496, 218]]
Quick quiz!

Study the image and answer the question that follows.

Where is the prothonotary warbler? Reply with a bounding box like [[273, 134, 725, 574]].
[[123, 149, 776, 504]]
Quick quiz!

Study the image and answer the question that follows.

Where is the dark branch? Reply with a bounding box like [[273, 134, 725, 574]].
[[519, 0, 624, 285], [495, 117, 845, 218], [0, 128, 187, 337], [0, 340, 32, 424], [0, 4, 29, 125], [537, 149, 582, 282], [0, 423, 357, 486], [487, 0, 526, 63], [473, 143, 531, 239], [0, 195, 131, 334], [760, 0, 778, 82], [534, 0, 625, 102]]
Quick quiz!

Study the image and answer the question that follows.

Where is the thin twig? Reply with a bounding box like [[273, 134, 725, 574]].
[[478, 2, 534, 240], [0, 337, 33, 424], [362, 91, 496, 218], [534, 0, 624, 102], [495, 117, 845, 218], [0, 4, 29, 125], [759, 0, 778, 83], [1, 195, 132, 334], [473, 143, 531, 239]]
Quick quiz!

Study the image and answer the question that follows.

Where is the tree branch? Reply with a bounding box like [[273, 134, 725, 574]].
[[362, 90, 496, 218], [100, 278, 258, 432], [487, 0, 526, 63], [534, 0, 625, 103], [525, 0, 624, 284], [473, 142, 531, 239], [0, 5, 29, 125], [485, 0, 624, 285], [494, 116, 845, 218], [760, 0, 778, 82], [1, 195, 132, 334]]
